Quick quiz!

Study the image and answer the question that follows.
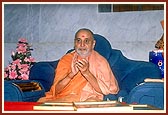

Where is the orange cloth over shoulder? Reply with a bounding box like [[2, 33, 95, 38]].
[[40, 50, 119, 102]]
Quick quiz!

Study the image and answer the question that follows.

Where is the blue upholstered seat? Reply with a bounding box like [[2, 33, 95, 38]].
[[6, 34, 163, 109]]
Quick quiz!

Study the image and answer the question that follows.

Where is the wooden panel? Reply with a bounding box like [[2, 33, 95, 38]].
[[113, 4, 164, 12]]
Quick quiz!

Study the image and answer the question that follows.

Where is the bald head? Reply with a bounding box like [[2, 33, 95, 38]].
[[75, 28, 94, 40]]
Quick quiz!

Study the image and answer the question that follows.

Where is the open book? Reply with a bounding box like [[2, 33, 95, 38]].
[[74, 101, 133, 112], [33, 102, 76, 111]]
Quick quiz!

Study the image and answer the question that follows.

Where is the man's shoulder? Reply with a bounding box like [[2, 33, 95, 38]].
[[60, 51, 75, 60], [93, 51, 111, 70]]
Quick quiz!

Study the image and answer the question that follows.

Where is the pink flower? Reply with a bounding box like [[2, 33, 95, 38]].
[[29, 57, 35, 62], [21, 64, 29, 68], [18, 64, 29, 70], [19, 38, 27, 43], [17, 43, 27, 47], [4, 38, 35, 80], [9, 70, 18, 79], [11, 64, 16, 70], [12, 59, 20, 65], [20, 74, 29, 80], [7, 65, 12, 71], [27, 71, 30, 75], [16, 46, 27, 53], [19, 67, 29, 73], [17, 75, 22, 79], [24, 57, 30, 62], [4, 72, 8, 78]]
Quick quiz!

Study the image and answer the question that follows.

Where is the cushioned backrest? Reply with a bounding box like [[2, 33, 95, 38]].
[[93, 34, 112, 60], [29, 61, 59, 92]]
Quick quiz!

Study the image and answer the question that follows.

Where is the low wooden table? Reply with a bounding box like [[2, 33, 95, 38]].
[[3, 101, 165, 113]]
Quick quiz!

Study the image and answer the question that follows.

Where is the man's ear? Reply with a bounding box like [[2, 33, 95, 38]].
[[92, 40, 96, 49]]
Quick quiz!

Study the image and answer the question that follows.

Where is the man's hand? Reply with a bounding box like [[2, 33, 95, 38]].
[[72, 55, 80, 75], [76, 59, 89, 74], [75, 58, 103, 94]]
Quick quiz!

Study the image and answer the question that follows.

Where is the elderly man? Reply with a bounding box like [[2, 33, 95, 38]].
[[38, 28, 119, 102]]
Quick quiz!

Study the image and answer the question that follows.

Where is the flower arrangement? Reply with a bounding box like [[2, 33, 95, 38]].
[[4, 38, 35, 80]]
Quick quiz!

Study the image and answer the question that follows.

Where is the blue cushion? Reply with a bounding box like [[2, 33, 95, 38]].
[[103, 94, 117, 101], [4, 81, 23, 101], [94, 34, 112, 60], [121, 62, 162, 92], [29, 61, 59, 92], [4, 80, 45, 102], [127, 82, 164, 109], [104, 90, 128, 102]]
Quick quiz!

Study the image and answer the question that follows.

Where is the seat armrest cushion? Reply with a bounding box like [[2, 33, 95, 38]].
[[4, 80, 45, 102], [127, 82, 164, 109], [121, 62, 162, 92]]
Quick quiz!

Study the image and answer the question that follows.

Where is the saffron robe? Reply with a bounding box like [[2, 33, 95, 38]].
[[38, 50, 119, 102]]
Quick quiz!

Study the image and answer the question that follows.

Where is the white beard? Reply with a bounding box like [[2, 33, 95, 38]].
[[76, 48, 91, 58]]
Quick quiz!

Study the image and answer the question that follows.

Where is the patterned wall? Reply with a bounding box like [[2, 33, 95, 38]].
[[3, 4, 164, 67]]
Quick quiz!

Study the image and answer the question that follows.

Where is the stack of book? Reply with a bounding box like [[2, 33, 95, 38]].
[[33, 101, 133, 112]]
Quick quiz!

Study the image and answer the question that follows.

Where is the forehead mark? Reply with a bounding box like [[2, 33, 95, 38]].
[[81, 35, 85, 37]]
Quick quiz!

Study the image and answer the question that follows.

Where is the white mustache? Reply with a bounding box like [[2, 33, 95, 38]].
[[78, 48, 87, 51], [75, 47, 91, 58]]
